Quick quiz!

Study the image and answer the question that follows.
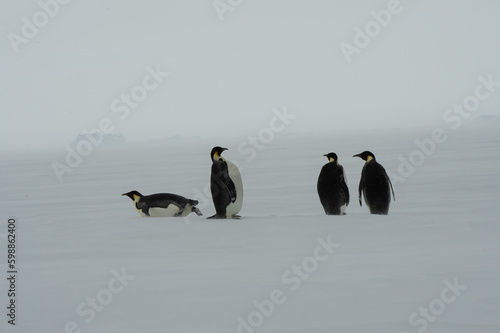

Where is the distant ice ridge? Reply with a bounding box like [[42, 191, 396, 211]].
[[70, 131, 126, 148], [477, 114, 500, 123], [51, 131, 127, 183]]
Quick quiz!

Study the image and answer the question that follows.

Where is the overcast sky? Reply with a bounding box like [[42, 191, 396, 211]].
[[1, 0, 499, 150]]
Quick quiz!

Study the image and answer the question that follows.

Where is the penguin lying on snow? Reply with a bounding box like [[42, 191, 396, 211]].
[[317, 153, 350, 215], [122, 191, 202, 217], [353, 151, 395, 215], [209, 146, 243, 219]]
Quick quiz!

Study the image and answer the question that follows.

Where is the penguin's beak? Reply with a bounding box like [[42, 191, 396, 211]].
[[222, 148, 228, 151], [353, 153, 361, 158]]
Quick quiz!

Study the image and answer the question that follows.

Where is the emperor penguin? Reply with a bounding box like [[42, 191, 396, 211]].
[[209, 146, 243, 219], [122, 191, 202, 217], [317, 153, 350, 215], [353, 151, 395, 215]]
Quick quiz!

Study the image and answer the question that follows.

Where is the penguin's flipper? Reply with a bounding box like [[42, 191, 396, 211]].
[[221, 161, 237, 201], [385, 171, 396, 201], [174, 206, 184, 217], [358, 174, 364, 206], [222, 172, 237, 202], [341, 180, 350, 206], [212, 161, 237, 202], [138, 203, 150, 216], [339, 166, 350, 206], [389, 179, 395, 201]]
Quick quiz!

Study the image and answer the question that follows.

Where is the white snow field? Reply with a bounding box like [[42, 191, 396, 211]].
[[1, 126, 499, 333]]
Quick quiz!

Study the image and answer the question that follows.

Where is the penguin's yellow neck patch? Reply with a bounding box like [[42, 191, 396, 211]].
[[366, 155, 373, 162], [132, 194, 139, 202], [214, 152, 225, 161], [328, 157, 335, 162], [214, 152, 223, 161]]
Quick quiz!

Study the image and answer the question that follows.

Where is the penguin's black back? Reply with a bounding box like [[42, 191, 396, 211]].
[[317, 163, 349, 215], [139, 193, 196, 208], [359, 161, 393, 215], [210, 160, 236, 217]]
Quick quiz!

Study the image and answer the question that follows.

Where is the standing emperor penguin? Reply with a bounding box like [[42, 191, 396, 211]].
[[353, 151, 395, 215], [209, 146, 243, 219], [317, 153, 350, 215]]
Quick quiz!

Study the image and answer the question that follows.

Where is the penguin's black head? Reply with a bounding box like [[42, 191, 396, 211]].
[[353, 151, 375, 162], [122, 190, 142, 201], [324, 152, 338, 163], [211, 146, 228, 162]]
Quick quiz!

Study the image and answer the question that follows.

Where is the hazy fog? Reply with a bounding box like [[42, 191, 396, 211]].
[[1, 0, 499, 150]]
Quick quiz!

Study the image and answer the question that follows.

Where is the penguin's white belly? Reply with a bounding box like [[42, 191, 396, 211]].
[[136, 204, 182, 217], [225, 160, 243, 218], [340, 204, 347, 215], [178, 204, 194, 217]]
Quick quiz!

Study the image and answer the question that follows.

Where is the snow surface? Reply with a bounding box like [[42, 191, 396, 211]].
[[1, 126, 500, 333]]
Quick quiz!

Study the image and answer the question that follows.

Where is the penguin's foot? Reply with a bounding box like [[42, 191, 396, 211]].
[[232, 215, 242, 219], [207, 214, 225, 219], [174, 208, 184, 217]]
